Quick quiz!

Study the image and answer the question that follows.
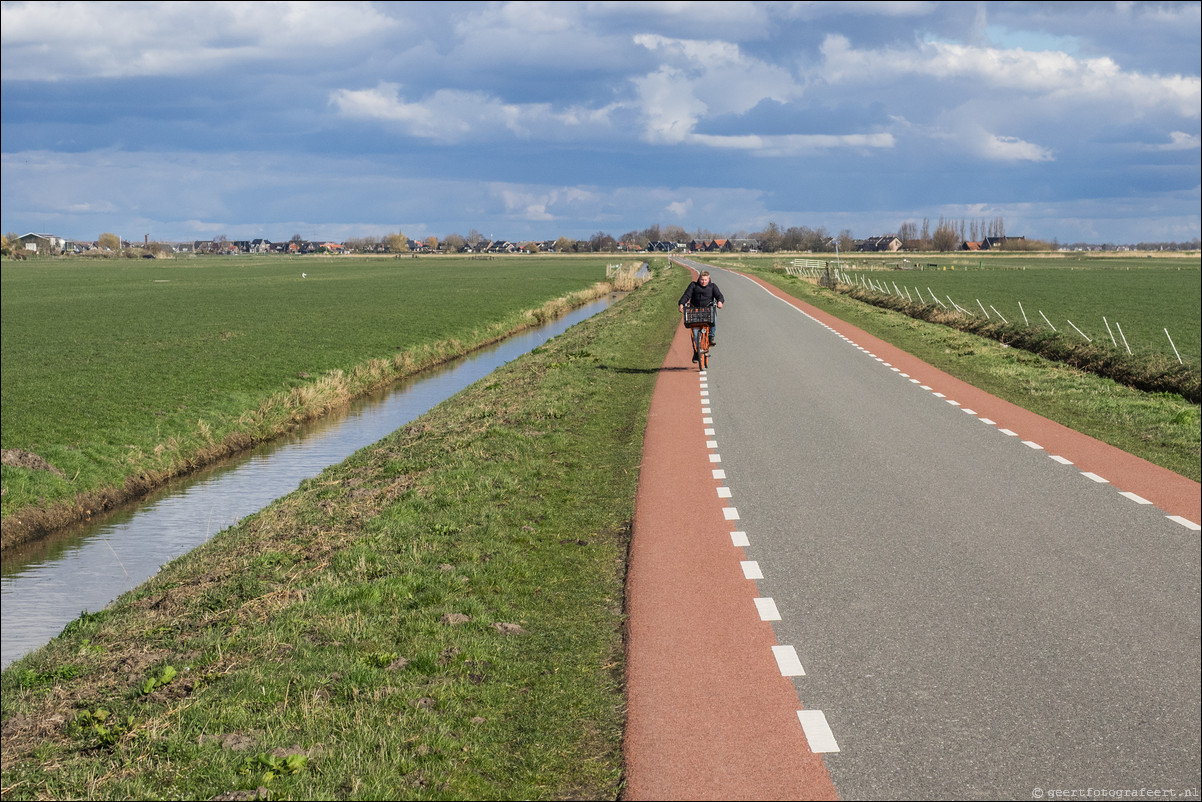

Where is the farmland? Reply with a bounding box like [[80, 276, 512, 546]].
[[839, 259, 1201, 364], [0, 254, 618, 539], [712, 252, 1200, 364]]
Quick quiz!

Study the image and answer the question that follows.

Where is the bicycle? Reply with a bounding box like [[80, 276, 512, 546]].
[[683, 303, 717, 370]]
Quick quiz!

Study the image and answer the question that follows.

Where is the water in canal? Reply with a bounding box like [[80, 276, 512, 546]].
[[2, 297, 613, 668]]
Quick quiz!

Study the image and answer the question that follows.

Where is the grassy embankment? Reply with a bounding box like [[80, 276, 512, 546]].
[[704, 253, 1201, 481], [0, 260, 682, 800], [1, 256, 635, 549]]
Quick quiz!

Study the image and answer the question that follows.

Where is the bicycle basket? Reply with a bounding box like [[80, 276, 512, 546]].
[[683, 306, 716, 327]]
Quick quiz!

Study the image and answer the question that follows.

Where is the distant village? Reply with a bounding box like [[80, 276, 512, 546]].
[[9, 231, 1042, 258], [7, 230, 1195, 259]]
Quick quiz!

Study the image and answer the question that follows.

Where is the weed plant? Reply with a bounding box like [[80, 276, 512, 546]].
[[0, 261, 683, 800]]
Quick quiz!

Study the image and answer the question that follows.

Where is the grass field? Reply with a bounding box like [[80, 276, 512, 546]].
[[710, 252, 1201, 364], [0, 255, 622, 541], [0, 262, 683, 801], [838, 263, 1201, 364]]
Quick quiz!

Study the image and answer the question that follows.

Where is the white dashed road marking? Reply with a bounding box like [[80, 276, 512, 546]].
[[755, 597, 782, 621], [797, 710, 840, 753], [772, 645, 805, 676]]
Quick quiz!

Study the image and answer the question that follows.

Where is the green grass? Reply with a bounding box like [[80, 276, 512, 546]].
[[0, 260, 683, 801], [1, 255, 621, 539], [713, 252, 1201, 363], [705, 256, 1201, 481], [840, 262, 1201, 363]]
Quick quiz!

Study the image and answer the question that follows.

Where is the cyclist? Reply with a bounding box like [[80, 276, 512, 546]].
[[679, 271, 724, 361]]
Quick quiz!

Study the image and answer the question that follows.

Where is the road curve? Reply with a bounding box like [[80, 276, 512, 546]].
[[624, 261, 1200, 800]]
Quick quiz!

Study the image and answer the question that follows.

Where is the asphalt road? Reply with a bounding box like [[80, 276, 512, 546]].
[[674, 261, 1200, 799]]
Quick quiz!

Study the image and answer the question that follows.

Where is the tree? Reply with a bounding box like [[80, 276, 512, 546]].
[[424, 236, 438, 252], [553, 236, 574, 253], [837, 230, 856, 253], [98, 232, 121, 251], [662, 225, 689, 243], [386, 231, 409, 253], [756, 222, 782, 252], [443, 233, 465, 252], [931, 217, 960, 251], [588, 231, 617, 252]]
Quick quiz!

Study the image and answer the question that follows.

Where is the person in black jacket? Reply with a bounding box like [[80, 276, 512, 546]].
[[678, 271, 724, 348]]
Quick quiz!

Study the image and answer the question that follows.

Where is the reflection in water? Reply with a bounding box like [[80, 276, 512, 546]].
[[2, 298, 611, 668]]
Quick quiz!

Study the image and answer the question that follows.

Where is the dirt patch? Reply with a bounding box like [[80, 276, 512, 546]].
[[2, 449, 64, 476]]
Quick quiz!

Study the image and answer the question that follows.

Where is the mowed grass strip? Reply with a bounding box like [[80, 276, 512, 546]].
[[1, 256, 621, 543], [705, 256, 1200, 481], [0, 262, 682, 801]]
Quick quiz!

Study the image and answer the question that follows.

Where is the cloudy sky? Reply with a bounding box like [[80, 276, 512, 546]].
[[2, 1, 1199, 245]]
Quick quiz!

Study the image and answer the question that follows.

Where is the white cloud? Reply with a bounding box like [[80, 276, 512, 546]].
[[689, 132, 895, 156], [631, 32, 799, 142], [667, 199, 692, 218], [817, 34, 1200, 117], [1, 1, 398, 80], [975, 132, 1054, 163], [1150, 131, 1202, 151], [330, 82, 616, 142]]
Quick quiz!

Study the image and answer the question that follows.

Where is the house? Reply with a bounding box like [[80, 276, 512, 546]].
[[728, 238, 760, 252], [962, 241, 983, 251], [17, 233, 66, 254], [981, 236, 1025, 250], [857, 235, 902, 252]]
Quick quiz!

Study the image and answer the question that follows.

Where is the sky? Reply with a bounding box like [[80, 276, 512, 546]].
[[2, 1, 1199, 246]]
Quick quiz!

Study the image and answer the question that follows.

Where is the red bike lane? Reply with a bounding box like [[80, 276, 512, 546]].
[[623, 322, 839, 801]]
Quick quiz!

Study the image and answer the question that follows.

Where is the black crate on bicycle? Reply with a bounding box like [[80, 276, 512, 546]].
[[683, 306, 716, 327]]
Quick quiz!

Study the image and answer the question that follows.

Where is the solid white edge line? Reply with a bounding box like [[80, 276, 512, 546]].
[[730, 531, 750, 546], [771, 644, 805, 676], [1167, 515, 1201, 531], [755, 598, 782, 621], [797, 710, 840, 753], [740, 560, 762, 579]]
